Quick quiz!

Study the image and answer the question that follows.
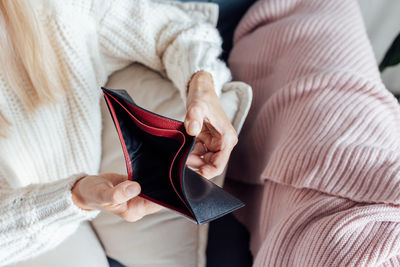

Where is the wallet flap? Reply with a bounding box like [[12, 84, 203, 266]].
[[182, 168, 245, 224]]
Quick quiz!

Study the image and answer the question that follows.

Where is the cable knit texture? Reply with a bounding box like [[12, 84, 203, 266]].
[[0, 0, 230, 265], [227, 0, 400, 266]]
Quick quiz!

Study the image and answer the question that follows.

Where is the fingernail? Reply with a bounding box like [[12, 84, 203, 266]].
[[125, 184, 139, 196], [189, 121, 200, 135]]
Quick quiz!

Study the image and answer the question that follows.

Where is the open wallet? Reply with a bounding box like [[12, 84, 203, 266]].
[[102, 87, 244, 224]]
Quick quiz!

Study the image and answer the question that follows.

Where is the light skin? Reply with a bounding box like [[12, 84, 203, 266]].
[[71, 71, 238, 222]]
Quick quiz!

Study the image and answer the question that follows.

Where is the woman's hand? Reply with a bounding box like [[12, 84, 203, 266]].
[[184, 71, 238, 179], [71, 173, 162, 222]]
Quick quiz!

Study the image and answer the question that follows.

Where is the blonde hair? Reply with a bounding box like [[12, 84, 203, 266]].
[[0, 0, 65, 133]]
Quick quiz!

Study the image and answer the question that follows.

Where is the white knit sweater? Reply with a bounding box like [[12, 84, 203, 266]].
[[0, 0, 230, 265]]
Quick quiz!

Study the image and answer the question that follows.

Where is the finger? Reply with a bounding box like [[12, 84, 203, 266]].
[[202, 151, 216, 163], [99, 180, 141, 205], [184, 104, 206, 136], [191, 141, 208, 155], [98, 173, 129, 186], [121, 197, 146, 222], [102, 201, 129, 215], [193, 151, 221, 179], [199, 132, 237, 178], [186, 153, 206, 169], [122, 197, 163, 222], [199, 164, 220, 179], [204, 119, 222, 137], [200, 143, 234, 178], [140, 197, 163, 214], [196, 119, 234, 147], [210, 136, 235, 168], [196, 129, 225, 153], [198, 151, 230, 178]]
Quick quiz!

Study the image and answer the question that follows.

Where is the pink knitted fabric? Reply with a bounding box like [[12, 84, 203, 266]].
[[227, 0, 400, 265]]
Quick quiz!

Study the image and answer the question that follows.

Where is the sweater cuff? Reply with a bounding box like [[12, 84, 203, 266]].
[[64, 173, 101, 220], [32, 173, 100, 223], [163, 25, 231, 103]]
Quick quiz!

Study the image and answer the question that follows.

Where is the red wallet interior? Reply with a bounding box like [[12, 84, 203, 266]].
[[103, 92, 195, 218]]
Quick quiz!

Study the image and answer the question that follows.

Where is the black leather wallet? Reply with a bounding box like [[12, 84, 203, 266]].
[[102, 87, 244, 224]]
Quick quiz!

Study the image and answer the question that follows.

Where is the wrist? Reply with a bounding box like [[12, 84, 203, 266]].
[[71, 177, 92, 211]]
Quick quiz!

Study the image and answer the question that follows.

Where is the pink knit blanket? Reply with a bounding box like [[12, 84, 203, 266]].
[[227, 0, 400, 265]]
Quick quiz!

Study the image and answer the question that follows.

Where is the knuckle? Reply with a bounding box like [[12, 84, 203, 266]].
[[226, 130, 238, 146], [232, 134, 238, 146], [215, 167, 224, 176], [221, 132, 237, 148]]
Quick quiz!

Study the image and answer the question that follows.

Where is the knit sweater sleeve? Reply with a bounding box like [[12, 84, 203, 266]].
[[0, 174, 98, 265], [95, 0, 231, 101]]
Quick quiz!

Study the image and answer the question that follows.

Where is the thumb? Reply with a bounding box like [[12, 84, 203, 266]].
[[102, 180, 141, 205], [185, 104, 206, 136]]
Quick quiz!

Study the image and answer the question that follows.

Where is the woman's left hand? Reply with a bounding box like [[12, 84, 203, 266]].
[[184, 71, 238, 179]]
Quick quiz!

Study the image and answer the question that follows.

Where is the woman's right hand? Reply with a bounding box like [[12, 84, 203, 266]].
[[71, 173, 162, 222]]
